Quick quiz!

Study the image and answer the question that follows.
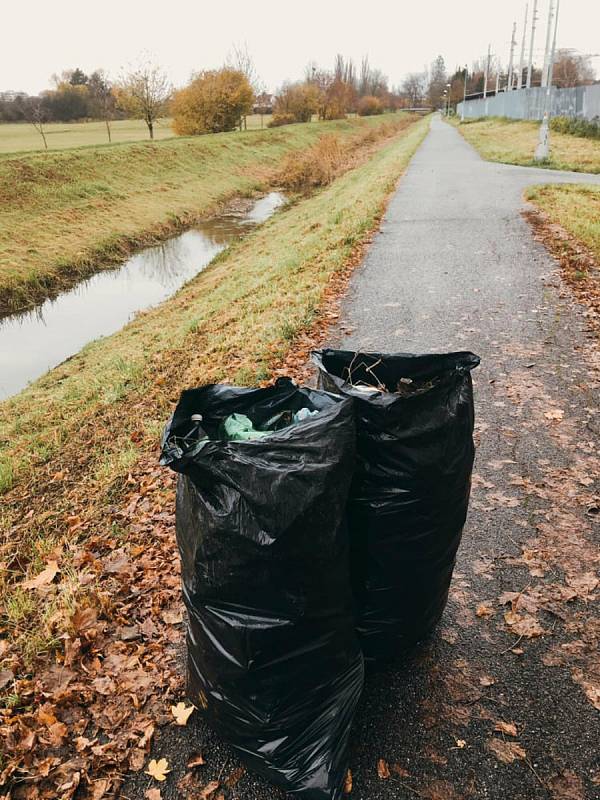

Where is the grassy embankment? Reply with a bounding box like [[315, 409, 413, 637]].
[[0, 114, 273, 154], [0, 114, 392, 313], [0, 114, 430, 664], [454, 116, 600, 173]]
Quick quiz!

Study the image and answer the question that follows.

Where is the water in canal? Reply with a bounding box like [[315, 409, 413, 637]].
[[0, 192, 285, 400]]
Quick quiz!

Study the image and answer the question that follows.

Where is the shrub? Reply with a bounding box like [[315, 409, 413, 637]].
[[273, 82, 320, 123], [279, 134, 344, 191], [267, 112, 297, 128], [172, 68, 254, 135], [357, 95, 384, 116], [549, 115, 600, 140]]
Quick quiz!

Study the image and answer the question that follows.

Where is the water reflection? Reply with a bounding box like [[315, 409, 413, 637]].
[[0, 192, 285, 400]]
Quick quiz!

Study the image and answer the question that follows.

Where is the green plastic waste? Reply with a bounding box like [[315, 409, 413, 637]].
[[222, 413, 271, 441], [222, 408, 320, 442]]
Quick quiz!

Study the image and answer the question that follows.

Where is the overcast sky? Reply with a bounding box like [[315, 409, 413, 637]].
[[3, 0, 599, 94]]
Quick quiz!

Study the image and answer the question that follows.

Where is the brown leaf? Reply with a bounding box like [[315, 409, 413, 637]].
[[0, 669, 13, 690], [544, 408, 564, 421], [377, 759, 390, 779], [487, 738, 526, 764], [479, 675, 495, 687], [494, 721, 518, 737], [162, 608, 184, 625], [224, 767, 245, 788], [476, 604, 495, 618], [187, 752, 206, 769], [22, 560, 59, 590], [145, 790, 162, 800], [421, 781, 461, 800], [504, 610, 545, 638], [199, 780, 220, 799], [391, 763, 410, 778], [548, 770, 586, 800], [344, 769, 352, 794]]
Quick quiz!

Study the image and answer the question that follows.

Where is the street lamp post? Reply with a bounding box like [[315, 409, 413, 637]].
[[446, 83, 451, 116]]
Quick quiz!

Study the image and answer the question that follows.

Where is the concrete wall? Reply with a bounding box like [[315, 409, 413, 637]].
[[457, 84, 600, 121]]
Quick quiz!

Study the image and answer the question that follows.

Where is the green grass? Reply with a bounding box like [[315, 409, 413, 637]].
[[0, 115, 273, 154], [0, 113, 410, 312], [454, 117, 600, 173], [526, 183, 600, 261], [0, 115, 430, 663]]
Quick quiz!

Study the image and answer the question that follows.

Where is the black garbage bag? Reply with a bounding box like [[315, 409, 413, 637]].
[[160, 378, 363, 799], [311, 349, 480, 661]]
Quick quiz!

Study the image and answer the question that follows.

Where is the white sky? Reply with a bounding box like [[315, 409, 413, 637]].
[[3, 0, 599, 95]]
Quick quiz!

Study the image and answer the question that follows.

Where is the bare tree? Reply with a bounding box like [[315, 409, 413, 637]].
[[118, 59, 171, 139], [88, 69, 115, 142], [227, 43, 261, 129], [552, 49, 596, 88], [401, 72, 427, 107], [24, 98, 49, 149]]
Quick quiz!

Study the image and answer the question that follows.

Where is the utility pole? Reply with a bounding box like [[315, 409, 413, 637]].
[[541, 0, 555, 88], [535, 0, 560, 160], [495, 72, 500, 94], [517, 3, 529, 89], [526, 0, 538, 88], [507, 21, 517, 90], [483, 43, 491, 98], [461, 65, 468, 121]]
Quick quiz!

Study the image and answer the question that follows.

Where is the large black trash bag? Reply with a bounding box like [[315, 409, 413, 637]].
[[160, 378, 363, 799], [311, 349, 480, 661]]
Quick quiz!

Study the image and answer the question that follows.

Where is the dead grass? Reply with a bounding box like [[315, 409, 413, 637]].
[[0, 115, 430, 667], [525, 183, 600, 327], [454, 117, 600, 173]]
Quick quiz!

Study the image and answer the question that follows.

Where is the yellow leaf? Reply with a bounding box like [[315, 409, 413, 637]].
[[146, 758, 171, 782], [344, 768, 352, 794], [171, 702, 195, 726]]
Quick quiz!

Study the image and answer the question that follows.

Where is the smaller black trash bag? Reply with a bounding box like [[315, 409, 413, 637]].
[[312, 349, 480, 661], [160, 378, 363, 800]]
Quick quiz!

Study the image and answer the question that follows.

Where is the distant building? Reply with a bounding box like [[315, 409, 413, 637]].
[[253, 92, 275, 115], [0, 90, 28, 102]]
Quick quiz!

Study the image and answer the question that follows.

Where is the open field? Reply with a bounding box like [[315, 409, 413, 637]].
[[0, 113, 415, 312], [454, 117, 600, 173], [0, 115, 429, 668], [0, 114, 274, 154]]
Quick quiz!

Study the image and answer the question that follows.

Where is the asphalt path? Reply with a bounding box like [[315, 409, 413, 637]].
[[124, 117, 600, 800]]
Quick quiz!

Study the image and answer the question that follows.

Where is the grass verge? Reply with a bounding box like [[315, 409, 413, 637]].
[[453, 117, 600, 173], [0, 114, 429, 665], [0, 113, 414, 313], [525, 184, 600, 326]]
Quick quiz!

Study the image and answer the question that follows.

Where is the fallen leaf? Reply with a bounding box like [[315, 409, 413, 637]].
[[544, 409, 564, 421], [391, 763, 410, 778], [479, 675, 495, 687], [377, 758, 390, 779], [146, 758, 171, 782], [187, 752, 206, 769], [494, 721, 518, 737], [145, 790, 161, 800], [344, 769, 352, 794], [199, 780, 220, 799], [162, 608, 184, 625], [22, 560, 59, 590], [224, 767, 245, 788], [504, 610, 545, 638], [171, 702, 195, 726], [487, 738, 526, 764], [476, 604, 495, 618], [455, 739, 466, 749], [0, 669, 13, 690], [548, 770, 586, 800]]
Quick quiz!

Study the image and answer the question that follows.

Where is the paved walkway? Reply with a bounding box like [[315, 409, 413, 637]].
[[125, 118, 600, 800]]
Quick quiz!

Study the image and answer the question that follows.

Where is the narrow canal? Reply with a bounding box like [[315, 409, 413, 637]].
[[0, 192, 285, 400]]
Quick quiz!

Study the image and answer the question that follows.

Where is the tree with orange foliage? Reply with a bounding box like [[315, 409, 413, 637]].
[[171, 68, 254, 135]]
